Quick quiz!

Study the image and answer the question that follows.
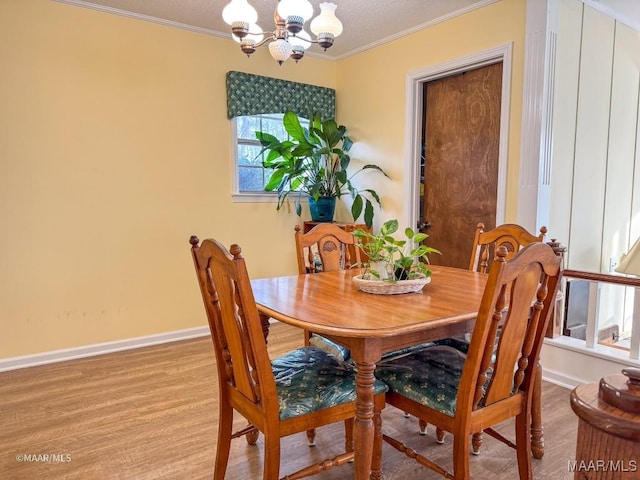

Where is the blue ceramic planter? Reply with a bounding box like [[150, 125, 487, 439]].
[[308, 196, 336, 222]]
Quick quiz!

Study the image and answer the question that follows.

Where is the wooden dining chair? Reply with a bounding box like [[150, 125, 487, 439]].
[[470, 222, 547, 273], [294, 223, 363, 445], [294, 223, 361, 357], [295, 223, 362, 275], [376, 243, 563, 480], [189, 235, 387, 480], [424, 222, 548, 453]]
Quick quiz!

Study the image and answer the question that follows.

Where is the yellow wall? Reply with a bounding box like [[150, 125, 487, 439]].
[[0, 0, 335, 357], [336, 0, 526, 223], [0, 0, 526, 358]]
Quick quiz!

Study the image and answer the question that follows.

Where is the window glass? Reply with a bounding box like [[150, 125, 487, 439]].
[[234, 113, 307, 194]]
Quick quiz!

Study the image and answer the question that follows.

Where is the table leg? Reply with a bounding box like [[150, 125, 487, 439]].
[[531, 362, 544, 459], [353, 360, 376, 480], [371, 408, 383, 480]]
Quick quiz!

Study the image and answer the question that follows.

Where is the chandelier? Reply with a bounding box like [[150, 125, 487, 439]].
[[222, 0, 343, 65]]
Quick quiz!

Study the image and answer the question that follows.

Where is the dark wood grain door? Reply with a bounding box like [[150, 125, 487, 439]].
[[421, 62, 502, 269]]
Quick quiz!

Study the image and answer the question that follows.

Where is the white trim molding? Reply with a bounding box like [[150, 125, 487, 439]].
[[0, 326, 210, 372], [403, 43, 513, 232], [53, 0, 228, 38], [52, 0, 333, 61], [518, 0, 559, 232], [335, 0, 500, 60]]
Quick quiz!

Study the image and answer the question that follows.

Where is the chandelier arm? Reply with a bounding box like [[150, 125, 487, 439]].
[[251, 30, 275, 37], [254, 34, 277, 49], [289, 34, 313, 44]]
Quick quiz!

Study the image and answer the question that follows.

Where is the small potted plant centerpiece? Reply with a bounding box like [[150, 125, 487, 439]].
[[255, 111, 389, 228], [352, 219, 441, 294]]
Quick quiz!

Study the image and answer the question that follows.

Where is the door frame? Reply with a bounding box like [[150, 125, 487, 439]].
[[402, 43, 513, 232]]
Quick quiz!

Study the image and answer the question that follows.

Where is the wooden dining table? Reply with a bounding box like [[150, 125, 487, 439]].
[[251, 265, 492, 479]]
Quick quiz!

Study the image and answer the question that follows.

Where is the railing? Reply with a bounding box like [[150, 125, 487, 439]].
[[557, 269, 640, 360]]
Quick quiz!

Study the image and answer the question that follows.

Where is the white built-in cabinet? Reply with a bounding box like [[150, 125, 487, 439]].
[[547, 0, 640, 360], [551, 0, 640, 273]]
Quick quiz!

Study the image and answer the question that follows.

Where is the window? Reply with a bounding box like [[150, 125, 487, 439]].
[[226, 71, 335, 201], [233, 113, 308, 198]]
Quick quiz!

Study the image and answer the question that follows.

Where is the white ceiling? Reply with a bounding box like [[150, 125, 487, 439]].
[[52, 0, 497, 59], [56, 0, 640, 60]]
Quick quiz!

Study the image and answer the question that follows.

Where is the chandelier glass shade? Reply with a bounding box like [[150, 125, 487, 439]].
[[222, 0, 343, 65]]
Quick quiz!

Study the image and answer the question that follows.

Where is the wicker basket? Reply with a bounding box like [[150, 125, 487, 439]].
[[352, 274, 431, 295]]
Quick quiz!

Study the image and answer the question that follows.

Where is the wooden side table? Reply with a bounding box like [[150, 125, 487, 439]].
[[570, 368, 640, 479]]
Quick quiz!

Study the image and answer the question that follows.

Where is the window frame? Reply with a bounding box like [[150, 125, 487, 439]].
[[231, 113, 309, 203], [231, 116, 276, 203]]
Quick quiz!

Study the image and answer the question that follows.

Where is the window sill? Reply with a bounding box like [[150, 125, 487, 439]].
[[232, 193, 278, 203], [544, 335, 640, 367], [232, 193, 309, 203]]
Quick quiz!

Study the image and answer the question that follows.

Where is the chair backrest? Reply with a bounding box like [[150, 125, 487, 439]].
[[469, 223, 547, 273], [294, 223, 361, 274], [189, 236, 278, 421], [457, 243, 562, 417]]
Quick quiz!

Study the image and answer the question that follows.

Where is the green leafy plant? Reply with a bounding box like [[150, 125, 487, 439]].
[[255, 111, 389, 228], [353, 219, 441, 281]]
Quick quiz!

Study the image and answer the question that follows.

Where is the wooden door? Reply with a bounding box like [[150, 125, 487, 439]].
[[421, 62, 502, 269]]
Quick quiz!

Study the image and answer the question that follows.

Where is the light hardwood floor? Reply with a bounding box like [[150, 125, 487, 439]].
[[0, 321, 579, 479]]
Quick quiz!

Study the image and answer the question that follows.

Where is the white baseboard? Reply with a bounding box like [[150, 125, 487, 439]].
[[0, 323, 620, 389], [0, 326, 210, 372], [540, 368, 581, 390]]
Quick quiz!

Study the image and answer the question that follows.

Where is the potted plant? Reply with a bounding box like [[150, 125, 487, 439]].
[[352, 219, 441, 290], [255, 111, 389, 228]]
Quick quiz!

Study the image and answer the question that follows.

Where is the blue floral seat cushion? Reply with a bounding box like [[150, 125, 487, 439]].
[[432, 329, 500, 363], [430, 336, 470, 354], [375, 346, 472, 417], [310, 334, 434, 362], [309, 335, 352, 361], [272, 347, 388, 421]]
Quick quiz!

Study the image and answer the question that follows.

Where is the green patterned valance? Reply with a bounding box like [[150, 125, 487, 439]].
[[226, 71, 335, 120]]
